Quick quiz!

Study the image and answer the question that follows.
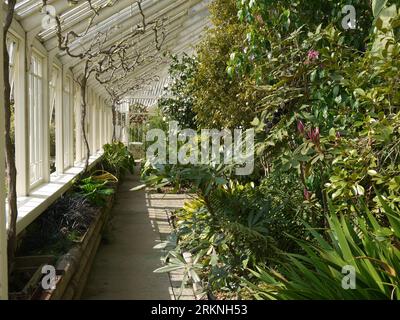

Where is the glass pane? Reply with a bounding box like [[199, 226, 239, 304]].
[[29, 54, 44, 186]]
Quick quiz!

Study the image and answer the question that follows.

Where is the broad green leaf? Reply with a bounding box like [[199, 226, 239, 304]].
[[372, 0, 388, 18]]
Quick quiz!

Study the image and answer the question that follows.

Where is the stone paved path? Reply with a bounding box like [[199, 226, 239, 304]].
[[82, 170, 195, 300]]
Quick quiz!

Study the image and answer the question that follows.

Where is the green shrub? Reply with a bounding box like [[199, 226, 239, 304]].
[[159, 54, 198, 129], [149, 164, 307, 297], [76, 171, 117, 206], [146, 0, 400, 301], [102, 142, 135, 177], [247, 197, 400, 300], [191, 0, 261, 129]]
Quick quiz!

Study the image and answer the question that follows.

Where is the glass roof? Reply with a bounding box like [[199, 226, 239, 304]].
[[12, 0, 210, 101]]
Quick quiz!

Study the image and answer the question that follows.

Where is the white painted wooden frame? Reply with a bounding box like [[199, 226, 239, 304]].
[[50, 61, 63, 175], [74, 81, 83, 163], [9, 21, 29, 197], [62, 69, 74, 170], [90, 89, 97, 155], [96, 96, 100, 152], [28, 48, 47, 189]]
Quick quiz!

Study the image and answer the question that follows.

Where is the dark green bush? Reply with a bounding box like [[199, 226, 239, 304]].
[[102, 142, 136, 177]]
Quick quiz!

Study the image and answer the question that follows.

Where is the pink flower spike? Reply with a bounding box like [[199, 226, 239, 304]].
[[255, 14, 264, 25], [304, 188, 311, 200], [297, 121, 305, 134], [307, 50, 319, 61], [306, 127, 320, 145], [307, 129, 313, 141], [312, 127, 320, 145]]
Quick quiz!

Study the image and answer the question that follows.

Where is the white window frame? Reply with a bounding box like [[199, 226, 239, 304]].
[[8, 25, 29, 197], [95, 92, 99, 152], [63, 73, 74, 170], [1, 20, 109, 269], [95, 97, 99, 152], [7, 36, 18, 104], [29, 50, 46, 189], [90, 90, 97, 155], [49, 63, 62, 174], [74, 82, 83, 163], [100, 99, 105, 147]]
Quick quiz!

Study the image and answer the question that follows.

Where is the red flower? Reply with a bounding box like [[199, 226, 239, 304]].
[[307, 127, 320, 145], [307, 50, 319, 61], [305, 50, 319, 65], [255, 14, 264, 25], [297, 120, 305, 134], [304, 188, 312, 200]]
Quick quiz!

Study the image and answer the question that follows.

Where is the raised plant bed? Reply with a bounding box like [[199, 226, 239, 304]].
[[38, 192, 116, 300], [9, 185, 117, 300], [9, 145, 133, 300], [9, 255, 57, 300]]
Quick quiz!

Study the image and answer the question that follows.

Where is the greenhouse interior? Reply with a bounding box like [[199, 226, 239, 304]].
[[0, 0, 399, 303]]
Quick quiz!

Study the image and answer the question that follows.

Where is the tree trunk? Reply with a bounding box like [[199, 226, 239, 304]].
[[80, 79, 91, 171], [4, 0, 18, 272]]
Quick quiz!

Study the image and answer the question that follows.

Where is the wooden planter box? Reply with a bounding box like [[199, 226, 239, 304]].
[[9, 255, 57, 300], [36, 192, 116, 300], [9, 178, 119, 300]]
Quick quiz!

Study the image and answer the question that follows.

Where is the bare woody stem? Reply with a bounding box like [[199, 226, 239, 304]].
[[3, 0, 18, 272]]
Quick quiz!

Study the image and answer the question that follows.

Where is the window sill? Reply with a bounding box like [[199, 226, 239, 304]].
[[12, 152, 103, 235]]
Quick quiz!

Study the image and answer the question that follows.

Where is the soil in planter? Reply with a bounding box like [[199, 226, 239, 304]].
[[146, 184, 192, 194], [9, 270, 34, 293], [9, 255, 57, 300]]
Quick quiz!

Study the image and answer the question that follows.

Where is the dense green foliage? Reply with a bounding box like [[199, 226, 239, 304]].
[[75, 171, 117, 206], [16, 158, 120, 259], [102, 142, 136, 177], [144, 0, 400, 300], [248, 197, 400, 300], [159, 54, 198, 129], [149, 164, 308, 298], [17, 194, 99, 257], [191, 0, 261, 129], [78, 142, 136, 205]]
